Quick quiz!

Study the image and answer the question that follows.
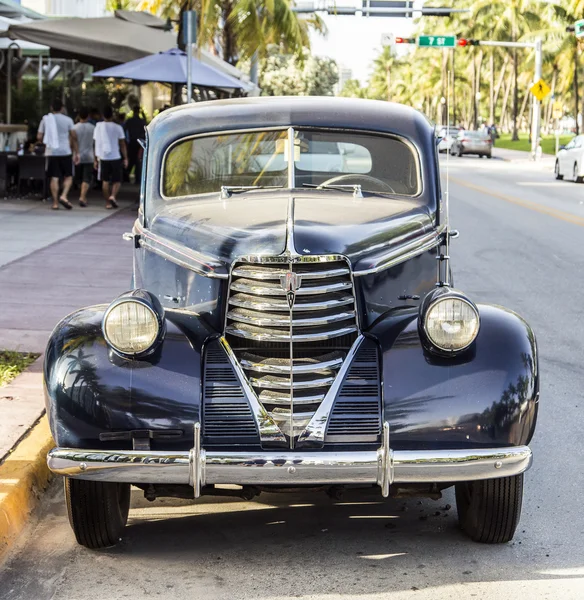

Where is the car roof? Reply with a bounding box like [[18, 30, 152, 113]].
[[147, 96, 435, 146]]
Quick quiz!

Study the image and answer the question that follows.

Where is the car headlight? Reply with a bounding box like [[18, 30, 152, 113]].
[[423, 292, 480, 353], [103, 293, 163, 356]]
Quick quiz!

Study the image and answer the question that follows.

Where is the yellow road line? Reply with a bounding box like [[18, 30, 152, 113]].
[[450, 176, 584, 228]]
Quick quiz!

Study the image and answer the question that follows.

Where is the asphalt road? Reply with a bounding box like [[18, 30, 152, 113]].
[[2, 156, 584, 600]]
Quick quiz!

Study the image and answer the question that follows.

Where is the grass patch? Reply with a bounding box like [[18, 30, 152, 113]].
[[496, 133, 574, 155], [0, 351, 39, 387]]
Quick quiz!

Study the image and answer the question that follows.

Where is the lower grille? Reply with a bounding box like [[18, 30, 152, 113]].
[[226, 259, 359, 443], [202, 345, 259, 447]]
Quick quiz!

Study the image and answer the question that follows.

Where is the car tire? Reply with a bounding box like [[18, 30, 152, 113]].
[[65, 478, 131, 549], [455, 474, 523, 544], [457, 148, 463, 157], [574, 163, 583, 183], [555, 161, 563, 180], [487, 154, 492, 159]]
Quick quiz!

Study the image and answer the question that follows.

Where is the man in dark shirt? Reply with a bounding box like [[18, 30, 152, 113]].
[[124, 105, 146, 183]]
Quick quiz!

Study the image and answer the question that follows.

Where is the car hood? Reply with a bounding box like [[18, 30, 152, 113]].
[[148, 190, 435, 276]]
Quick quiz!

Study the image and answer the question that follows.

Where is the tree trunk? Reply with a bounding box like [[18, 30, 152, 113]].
[[493, 55, 510, 116], [544, 68, 557, 133], [475, 49, 484, 128], [221, 2, 237, 65], [501, 70, 513, 133], [518, 89, 529, 130], [451, 48, 457, 125], [512, 47, 519, 140], [489, 52, 495, 125], [575, 45, 580, 135], [472, 54, 477, 129]]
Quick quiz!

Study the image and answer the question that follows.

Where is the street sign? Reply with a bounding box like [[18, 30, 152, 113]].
[[575, 19, 584, 38], [181, 10, 197, 45], [381, 33, 395, 46], [530, 78, 551, 102], [552, 101, 563, 119], [362, 1, 413, 18], [418, 35, 456, 48]]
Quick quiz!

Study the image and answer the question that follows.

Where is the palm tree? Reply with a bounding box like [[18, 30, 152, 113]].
[[472, 0, 543, 140], [136, 0, 324, 65]]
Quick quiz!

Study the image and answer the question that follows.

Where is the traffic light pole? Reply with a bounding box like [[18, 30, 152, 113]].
[[474, 39, 543, 160]]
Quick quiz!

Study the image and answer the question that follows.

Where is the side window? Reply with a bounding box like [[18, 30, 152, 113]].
[[576, 136, 584, 148], [566, 139, 576, 150]]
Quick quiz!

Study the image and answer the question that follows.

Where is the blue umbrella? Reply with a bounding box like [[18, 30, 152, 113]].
[[93, 47, 247, 90]]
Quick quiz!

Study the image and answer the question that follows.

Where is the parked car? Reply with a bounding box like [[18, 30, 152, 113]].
[[436, 125, 461, 153], [555, 135, 584, 182], [44, 97, 538, 549], [450, 130, 493, 158]]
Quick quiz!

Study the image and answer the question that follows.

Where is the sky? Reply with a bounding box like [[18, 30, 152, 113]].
[[309, 5, 417, 85]]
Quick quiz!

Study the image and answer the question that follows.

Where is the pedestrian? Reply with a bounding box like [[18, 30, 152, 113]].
[[93, 105, 128, 209], [73, 107, 95, 207], [124, 105, 146, 183], [37, 98, 78, 210]]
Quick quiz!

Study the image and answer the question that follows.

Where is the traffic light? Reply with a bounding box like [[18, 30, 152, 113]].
[[457, 38, 479, 47], [395, 37, 416, 44]]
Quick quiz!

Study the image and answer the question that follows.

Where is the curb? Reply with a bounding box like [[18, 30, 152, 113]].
[[0, 416, 53, 560]]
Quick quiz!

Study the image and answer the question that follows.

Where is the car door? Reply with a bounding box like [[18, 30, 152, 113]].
[[573, 136, 584, 177], [560, 138, 576, 173]]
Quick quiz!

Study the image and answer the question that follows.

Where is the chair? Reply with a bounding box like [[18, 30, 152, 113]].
[[17, 154, 47, 199]]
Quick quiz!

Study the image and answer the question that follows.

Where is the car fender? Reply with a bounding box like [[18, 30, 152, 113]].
[[368, 304, 539, 449], [44, 305, 214, 450]]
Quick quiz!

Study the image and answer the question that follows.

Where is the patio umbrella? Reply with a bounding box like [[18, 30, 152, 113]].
[[92, 47, 247, 91]]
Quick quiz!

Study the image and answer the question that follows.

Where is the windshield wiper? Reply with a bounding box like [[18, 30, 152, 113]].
[[302, 183, 363, 198], [220, 185, 281, 199]]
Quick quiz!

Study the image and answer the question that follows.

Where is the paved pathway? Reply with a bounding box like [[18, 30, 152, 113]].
[[0, 201, 136, 353]]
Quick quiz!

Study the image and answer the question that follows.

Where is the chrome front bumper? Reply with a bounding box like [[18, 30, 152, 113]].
[[47, 424, 532, 498]]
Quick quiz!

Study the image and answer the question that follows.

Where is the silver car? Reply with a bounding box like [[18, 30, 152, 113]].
[[436, 126, 461, 153], [450, 130, 492, 158]]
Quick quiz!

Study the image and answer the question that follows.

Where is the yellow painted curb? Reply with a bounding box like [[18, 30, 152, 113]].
[[0, 416, 54, 559]]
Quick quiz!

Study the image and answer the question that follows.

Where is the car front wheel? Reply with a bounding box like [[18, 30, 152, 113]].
[[555, 161, 563, 180], [455, 474, 523, 543], [65, 478, 131, 549], [574, 163, 583, 183]]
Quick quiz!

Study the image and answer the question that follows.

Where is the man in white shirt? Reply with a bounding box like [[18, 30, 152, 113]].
[[72, 106, 95, 207], [93, 105, 128, 209], [37, 98, 79, 210]]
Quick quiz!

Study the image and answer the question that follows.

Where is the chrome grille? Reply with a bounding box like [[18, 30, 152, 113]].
[[225, 259, 359, 442]]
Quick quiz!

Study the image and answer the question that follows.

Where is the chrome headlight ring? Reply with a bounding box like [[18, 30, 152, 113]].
[[419, 288, 480, 355], [102, 290, 165, 358]]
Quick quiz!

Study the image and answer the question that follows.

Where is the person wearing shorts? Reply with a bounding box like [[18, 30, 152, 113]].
[[37, 98, 79, 210], [93, 105, 128, 209], [73, 107, 95, 207]]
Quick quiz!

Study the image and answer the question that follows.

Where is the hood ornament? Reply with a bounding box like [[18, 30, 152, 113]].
[[280, 271, 302, 308]]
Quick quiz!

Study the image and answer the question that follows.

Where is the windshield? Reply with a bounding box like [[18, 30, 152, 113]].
[[162, 128, 420, 198]]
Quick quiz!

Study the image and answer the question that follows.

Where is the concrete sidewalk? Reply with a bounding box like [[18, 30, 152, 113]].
[[492, 145, 555, 167], [0, 196, 136, 353]]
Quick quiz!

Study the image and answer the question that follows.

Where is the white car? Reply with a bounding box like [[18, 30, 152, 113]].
[[436, 126, 461, 153], [555, 135, 584, 182]]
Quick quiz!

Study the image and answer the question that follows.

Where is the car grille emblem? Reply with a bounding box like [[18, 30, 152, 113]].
[[280, 272, 302, 308]]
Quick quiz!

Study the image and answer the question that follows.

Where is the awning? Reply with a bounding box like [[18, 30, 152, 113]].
[[0, 0, 44, 20], [93, 48, 247, 90], [4, 15, 177, 68], [0, 16, 47, 55]]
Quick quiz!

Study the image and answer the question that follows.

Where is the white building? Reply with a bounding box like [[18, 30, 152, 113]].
[[335, 65, 353, 95], [20, 0, 108, 18]]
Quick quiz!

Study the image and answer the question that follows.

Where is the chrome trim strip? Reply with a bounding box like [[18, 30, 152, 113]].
[[240, 354, 343, 375], [235, 254, 349, 265], [225, 323, 358, 342], [189, 422, 203, 498], [218, 337, 287, 444], [378, 422, 392, 498], [48, 446, 533, 487], [287, 127, 295, 190], [249, 375, 335, 390], [135, 221, 228, 279], [232, 265, 350, 280], [259, 391, 325, 406], [227, 308, 355, 328], [229, 279, 352, 296], [296, 335, 365, 447], [353, 225, 446, 277], [229, 293, 354, 312]]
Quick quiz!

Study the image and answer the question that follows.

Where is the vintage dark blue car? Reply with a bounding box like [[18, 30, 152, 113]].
[[44, 97, 538, 548]]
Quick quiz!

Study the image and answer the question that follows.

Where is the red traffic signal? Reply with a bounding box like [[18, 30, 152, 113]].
[[395, 37, 415, 44], [458, 38, 479, 47]]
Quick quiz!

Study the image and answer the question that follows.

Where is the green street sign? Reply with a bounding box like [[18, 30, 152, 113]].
[[418, 35, 456, 48], [576, 19, 584, 39]]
